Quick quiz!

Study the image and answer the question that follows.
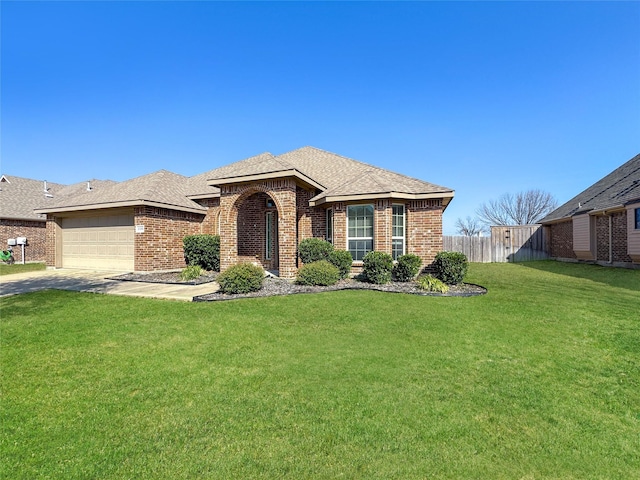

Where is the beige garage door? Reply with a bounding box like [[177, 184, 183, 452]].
[[62, 214, 135, 271]]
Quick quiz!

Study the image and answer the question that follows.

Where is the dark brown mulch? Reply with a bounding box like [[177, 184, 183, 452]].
[[193, 277, 486, 302], [108, 271, 218, 285]]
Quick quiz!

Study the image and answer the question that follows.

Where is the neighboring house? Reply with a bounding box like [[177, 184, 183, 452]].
[[34, 146, 455, 277], [540, 153, 640, 266], [0, 175, 66, 263]]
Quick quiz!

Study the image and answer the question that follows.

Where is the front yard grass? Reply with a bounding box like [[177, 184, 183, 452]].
[[0, 262, 46, 276], [1, 261, 638, 479]]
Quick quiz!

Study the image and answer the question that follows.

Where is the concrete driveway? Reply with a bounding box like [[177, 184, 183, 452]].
[[0, 269, 219, 302]]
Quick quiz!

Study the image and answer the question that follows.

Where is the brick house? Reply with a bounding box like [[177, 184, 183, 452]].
[[540, 153, 640, 267], [0, 175, 66, 263], [34, 147, 455, 278]]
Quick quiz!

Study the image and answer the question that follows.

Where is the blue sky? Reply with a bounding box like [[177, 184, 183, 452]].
[[2, 1, 639, 234]]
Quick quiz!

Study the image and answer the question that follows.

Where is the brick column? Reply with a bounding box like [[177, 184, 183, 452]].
[[332, 203, 346, 251], [374, 199, 392, 256], [45, 216, 62, 268], [277, 185, 297, 279], [219, 188, 239, 274]]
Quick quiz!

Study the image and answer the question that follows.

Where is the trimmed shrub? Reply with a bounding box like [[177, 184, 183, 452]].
[[296, 260, 340, 286], [328, 249, 352, 279], [298, 238, 334, 264], [217, 263, 264, 294], [362, 251, 393, 284], [392, 253, 422, 282], [432, 251, 468, 285], [416, 275, 449, 293], [180, 265, 203, 282], [183, 234, 220, 271]]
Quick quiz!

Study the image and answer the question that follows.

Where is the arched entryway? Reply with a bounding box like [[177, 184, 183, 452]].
[[218, 180, 298, 278], [236, 191, 279, 273]]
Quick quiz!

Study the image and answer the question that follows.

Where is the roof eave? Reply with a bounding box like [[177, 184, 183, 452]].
[[0, 215, 47, 222], [187, 192, 221, 200], [309, 191, 455, 207], [207, 169, 325, 191], [34, 200, 207, 215], [541, 203, 629, 224]]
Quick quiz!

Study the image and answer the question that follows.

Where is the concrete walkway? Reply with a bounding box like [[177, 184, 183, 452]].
[[0, 269, 219, 301]]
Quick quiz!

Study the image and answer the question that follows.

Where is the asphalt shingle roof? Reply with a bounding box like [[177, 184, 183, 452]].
[[35, 170, 206, 213], [0, 175, 66, 221], [204, 146, 454, 199], [541, 153, 640, 223], [25, 146, 455, 214]]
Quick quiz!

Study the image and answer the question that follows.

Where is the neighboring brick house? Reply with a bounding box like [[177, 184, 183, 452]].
[[540, 153, 640, 267], [0, 175, 66, 263], [34, 146, 455, 278]]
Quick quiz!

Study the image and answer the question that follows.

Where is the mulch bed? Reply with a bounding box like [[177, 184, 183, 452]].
[[108, 271, 218, 285], [193, 277, 486, 302], [108, 271, 486, 301]]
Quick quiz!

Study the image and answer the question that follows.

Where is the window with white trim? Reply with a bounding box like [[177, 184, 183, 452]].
[[347, 204, 374, 261], [636, 208, 640, 229], [326, 208, 333, 244], [392, 204, 405, 260]]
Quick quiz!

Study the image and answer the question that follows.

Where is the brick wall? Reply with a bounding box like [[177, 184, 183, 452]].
[[595, 212, 631, 263], [324, 199, 444, 271], [0, 219, 47, 263], [407, 199, 443, 268], [133, 206, 204, 271], [548, 220, 577, 259], [195, 198, 221, 234]]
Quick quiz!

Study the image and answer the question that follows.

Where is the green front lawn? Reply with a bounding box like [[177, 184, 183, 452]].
[[0, 262, 46, 276], [1, 261, 639, 479]]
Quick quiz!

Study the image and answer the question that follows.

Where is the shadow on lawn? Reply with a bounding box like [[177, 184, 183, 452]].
[[518, 260, 640, 292]]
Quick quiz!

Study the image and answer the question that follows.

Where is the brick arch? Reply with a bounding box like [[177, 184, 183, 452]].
[[227, 184, 285, 219], [218, 179, 298, 278]]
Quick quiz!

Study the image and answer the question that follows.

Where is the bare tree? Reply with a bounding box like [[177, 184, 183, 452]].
[[476, 189, 558, 227], [455, 216, 484, 236]]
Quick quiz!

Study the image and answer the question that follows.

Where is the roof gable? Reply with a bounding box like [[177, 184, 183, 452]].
[[204, 146, 454, 203], [205, 152, 284, 181], [541, 153, 640, 222]]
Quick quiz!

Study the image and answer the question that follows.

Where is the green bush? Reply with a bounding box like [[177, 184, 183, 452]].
[[432, 251, 468, 285], [416, 275, 449, 293], [392, 253, 422, 282], [328, 249, 352, 279], [362, 251, 393, 284], [298, 238, 334, 264], [296, 260, 340, 286], [217, 263, 264, 294], [183, 235, 220, 271], [180, 265, 203, 282]]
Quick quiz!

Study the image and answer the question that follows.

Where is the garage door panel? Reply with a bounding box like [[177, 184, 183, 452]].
[[62, 215, 135, 271]]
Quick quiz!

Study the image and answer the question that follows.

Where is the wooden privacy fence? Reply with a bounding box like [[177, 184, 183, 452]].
[[443, 225, 549, 263], [442, 235, 491, 262]]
